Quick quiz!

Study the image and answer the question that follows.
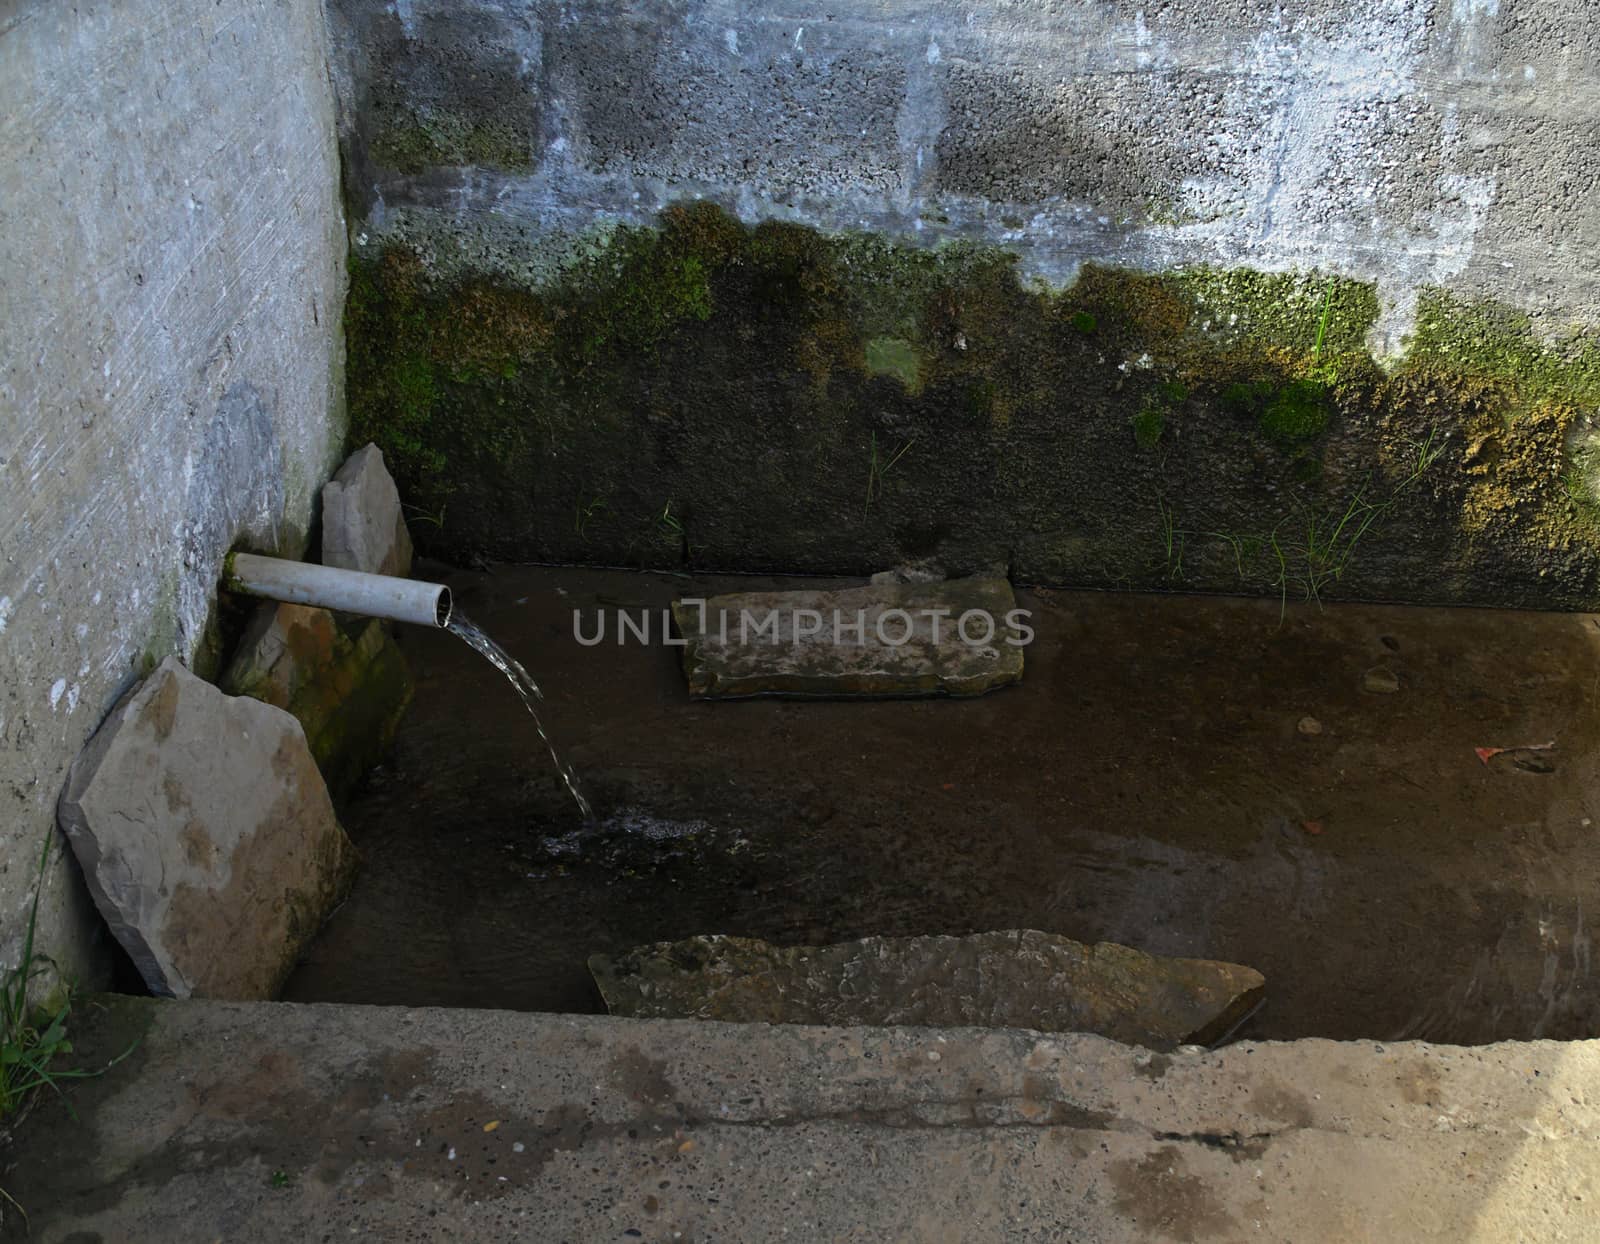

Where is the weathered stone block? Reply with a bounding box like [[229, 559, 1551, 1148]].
[[672, 577, 1026, 698], [221, 602, 413, 799], [322, 442, 413, 578], [56, 658, 357, 1000], [591, 930, 1265, 1050]]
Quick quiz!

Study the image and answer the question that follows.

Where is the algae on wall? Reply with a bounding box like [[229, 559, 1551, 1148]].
[[344, 202, 1600, 609]]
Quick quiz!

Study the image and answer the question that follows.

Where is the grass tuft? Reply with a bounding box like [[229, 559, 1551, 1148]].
[[0, 833, 138, 1227], [864, 431, 916, 515]]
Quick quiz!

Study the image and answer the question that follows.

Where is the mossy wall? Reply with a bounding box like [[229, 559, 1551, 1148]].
[[346, 202, 1600, 608]]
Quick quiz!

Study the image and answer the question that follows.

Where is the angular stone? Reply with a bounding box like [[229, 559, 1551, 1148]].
[[321, 442, 413, 578], [672, 577, 1026, 698], [220, 602, 413, 800], [57, 658, 357, 1000], [1363, 666, 1401, 694], [590, 930, 1265, 1051]]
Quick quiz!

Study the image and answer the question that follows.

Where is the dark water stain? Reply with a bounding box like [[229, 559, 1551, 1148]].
[[1110, 1145, 1237, 1242]]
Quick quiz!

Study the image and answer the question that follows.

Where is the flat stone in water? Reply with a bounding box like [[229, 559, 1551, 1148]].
[[671, 576, 1025, 698], [590, 929, 1265, 1050], [1363, 666, 1401, 694]]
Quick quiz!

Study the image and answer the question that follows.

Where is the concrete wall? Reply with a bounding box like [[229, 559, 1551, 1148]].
[[328, 0, 1600, 346], [0, 0, 347, 983], [323, 0, 1600, 607]]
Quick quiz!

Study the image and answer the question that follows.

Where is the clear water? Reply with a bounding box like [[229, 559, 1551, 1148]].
[[446, 611, 594, 821]]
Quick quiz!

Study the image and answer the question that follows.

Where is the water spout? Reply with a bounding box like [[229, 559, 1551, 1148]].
[[225, 552, 450, 629], [224, 553, 590, 820], [447, 612, 594, 821]]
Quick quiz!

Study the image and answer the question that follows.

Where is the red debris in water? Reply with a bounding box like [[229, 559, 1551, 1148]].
[[1477, 741, 1556, 765]]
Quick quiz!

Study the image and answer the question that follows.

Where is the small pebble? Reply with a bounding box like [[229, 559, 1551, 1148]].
[[1297, 715, 1323, 736], [513, 1142, 525, 1153], [1363, 667, 1400, 694]]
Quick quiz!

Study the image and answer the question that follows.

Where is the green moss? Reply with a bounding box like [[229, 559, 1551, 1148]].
[[370, 114, 533, 175], [1565, 461, 1600, 535], [340, 200, 1600, 605], [557, 208, 733, 362], [1130, 404, 1166, 450], [1064, 265, 1192, 345], [1259, 379, 1330, 443], [1407, 290, 1600, 409], [1179, 269, 1379, 359], [1220, 380, 1269, 415], [864, 337, 923, 390]]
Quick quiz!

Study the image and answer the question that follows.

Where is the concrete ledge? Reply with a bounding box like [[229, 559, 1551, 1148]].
[[10, 997, 1600, 1240]]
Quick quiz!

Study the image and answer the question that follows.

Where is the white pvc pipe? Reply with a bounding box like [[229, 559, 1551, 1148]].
[[225, 553, 451, 629]]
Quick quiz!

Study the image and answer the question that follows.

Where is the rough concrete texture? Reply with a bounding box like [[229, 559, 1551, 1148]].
[[321, 442, 414, 578], [220, 602, 414, 800], [326, 0, 1600, 337], [590, 930, 1265, 1050], [9, 996, 1600, 1240], [672, 577, 1024, 697], [0, 0, 346, 989], [56, 659, 357, 1000], [326, 2, 1600, 607]]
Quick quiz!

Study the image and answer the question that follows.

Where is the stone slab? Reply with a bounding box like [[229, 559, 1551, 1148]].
[[56, 658, 357, 1000], [9, 997, 1600, 1241], [221, 602, 413, 799], [322, 442, 413, 578], [590, 930, 1264, 1050], [672, 577, 1026, 698]]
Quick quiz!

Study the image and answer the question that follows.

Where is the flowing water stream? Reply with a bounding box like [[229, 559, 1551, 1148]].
[[445, 611, 594, 821]]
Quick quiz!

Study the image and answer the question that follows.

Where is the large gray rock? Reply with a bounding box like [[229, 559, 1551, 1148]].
[[590, 930, 1265, 1050], [672, 577, 1026, 698], [57, 658, 357, 1000], [220, 602, 413, 799], [321, 443, 413, 578]]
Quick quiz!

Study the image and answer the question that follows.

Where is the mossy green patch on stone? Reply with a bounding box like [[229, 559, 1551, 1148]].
[[1407, 289, 1600, 409], [370, 115, 534, 174], [1130, 404, 1166, 451], [1259, 379, 1330, 444], [1179, 269, 1379, 360], [864, 337, 923, 391], [221, 605, 414, 801], [340, 199, 1600, 606]]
